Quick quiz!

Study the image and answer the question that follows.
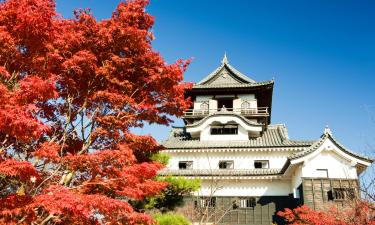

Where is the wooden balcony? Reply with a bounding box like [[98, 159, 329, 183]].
[[182, 107, 269, 118]]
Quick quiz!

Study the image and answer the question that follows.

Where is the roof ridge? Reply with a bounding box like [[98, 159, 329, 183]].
[[289, 129, 373, 163], [196, 55, 255, 85]]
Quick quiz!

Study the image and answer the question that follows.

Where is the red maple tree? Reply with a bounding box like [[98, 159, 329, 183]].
[[277, 201, 375, 225], [0, 0, 191, 224]]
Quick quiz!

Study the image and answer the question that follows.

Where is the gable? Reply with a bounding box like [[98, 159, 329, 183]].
[[302, 149, 357, 179], [206, 67, 244, 85], [290, 133, 372, 167]]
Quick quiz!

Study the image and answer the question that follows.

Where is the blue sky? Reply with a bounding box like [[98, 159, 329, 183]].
[[56, 0, 375, 156]]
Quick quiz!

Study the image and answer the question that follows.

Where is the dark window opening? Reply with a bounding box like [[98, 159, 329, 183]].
[[219, 160, 234, 169], [254, 160, 269, 169], [211, 124, 238, 135], [178, 161, 193, 170], [328, 188, 356, 201], [217, 98, 233, 111], [238, 197, 256, 208], [195, 197, 216, 208]]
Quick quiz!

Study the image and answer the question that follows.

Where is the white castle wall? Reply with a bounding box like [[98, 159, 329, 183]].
[[166, 151, 290, 170], [291, 166, 303, 198], [198, 179, 292, 197], [301, 151, 357, 179]]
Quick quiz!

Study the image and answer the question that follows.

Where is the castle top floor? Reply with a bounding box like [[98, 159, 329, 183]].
[[183, 54, 274, 126]]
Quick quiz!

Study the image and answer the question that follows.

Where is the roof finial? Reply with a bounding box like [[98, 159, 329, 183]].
[[221, 52, 229, 64], [324, 125, 332, 135]]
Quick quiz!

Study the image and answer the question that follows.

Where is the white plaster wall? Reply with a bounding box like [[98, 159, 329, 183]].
[[166, 151, 290, 170], [196, 95, 213, 102], [301, 149, 357, 179], [238, 94, 255, 100], [197, 179, 291, 196], [291, 166, 302, 198], [209, 99, 217, 111], [233, 98, 241, 114], [193, 102, 202, 110]]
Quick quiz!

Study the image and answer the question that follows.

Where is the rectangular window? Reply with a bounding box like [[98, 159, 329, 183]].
[[239, 197, 256, 208], [200, 197, 216, 208], [328, 188, 356, 201], [219, 160, 234, 169], [210, 124, 238, 135], [254, 160, 269, 169], [178, 161, 193, 170]]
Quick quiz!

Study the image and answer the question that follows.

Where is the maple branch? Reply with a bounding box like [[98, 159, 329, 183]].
[[33, 164, 62, 195], [38, 214, 56, 225]]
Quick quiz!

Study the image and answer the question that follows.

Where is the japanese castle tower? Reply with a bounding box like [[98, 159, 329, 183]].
[[160, 55, 373, 225]]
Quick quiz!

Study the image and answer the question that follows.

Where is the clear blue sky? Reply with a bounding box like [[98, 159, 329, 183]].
[[56, 0, 375, 156]]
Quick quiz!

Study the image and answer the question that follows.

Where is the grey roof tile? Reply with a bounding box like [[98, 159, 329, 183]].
[[194, 56, 273, 89], [163, 124, 314, 150], [193, 80, 274, 89], [289, 129, 373, 163]]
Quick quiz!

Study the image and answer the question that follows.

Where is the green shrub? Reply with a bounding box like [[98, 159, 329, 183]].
[[153, 213, 191, 225], [150, 153, 170, 165]]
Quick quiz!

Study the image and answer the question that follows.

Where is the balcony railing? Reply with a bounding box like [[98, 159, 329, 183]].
[[182, 107, 269, 118]]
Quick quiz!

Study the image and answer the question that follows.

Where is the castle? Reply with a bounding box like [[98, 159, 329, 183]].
[[159, 55, 372, 224]]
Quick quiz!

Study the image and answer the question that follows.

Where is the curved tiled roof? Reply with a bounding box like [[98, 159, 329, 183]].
[[194, 55, 273, 89], [289, 129, 373, 163], [193, 80, 274, 89], [163, 124, 314, 150], [197, 61, 255, 85]]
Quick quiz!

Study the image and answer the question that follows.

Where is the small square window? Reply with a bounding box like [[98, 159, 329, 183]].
[[178, 161, 193, 170], [254, 160, 269, 169], [219, 160, 234, 169]]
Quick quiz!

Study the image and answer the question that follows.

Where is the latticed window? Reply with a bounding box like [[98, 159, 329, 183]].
[[328, 188, 356, 201], [241, 101, 256, 114], [239, 197, 256, 208], [241, 101, 251, 109], [199, 102, 209, 114], [195, 197, 216, 208], [211, 124, 238, 135]]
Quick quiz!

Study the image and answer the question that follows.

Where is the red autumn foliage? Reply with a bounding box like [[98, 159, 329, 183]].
[[277, 201, 375, 225], [0, 0, 191, 224]]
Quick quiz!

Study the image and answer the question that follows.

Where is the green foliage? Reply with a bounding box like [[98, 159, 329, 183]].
[[153, 213, 191, 225], [132, 176, 200, 212], [161, 176, 200, 192], [150, 153, 170, 165]]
